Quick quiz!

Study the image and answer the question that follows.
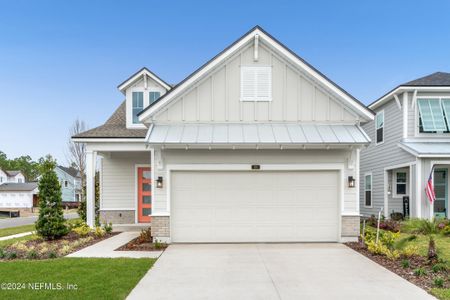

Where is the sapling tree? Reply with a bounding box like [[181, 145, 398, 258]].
[[35, 156, 68, 239]]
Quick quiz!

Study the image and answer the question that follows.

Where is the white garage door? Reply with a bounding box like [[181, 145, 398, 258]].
[[171, 170, 339, 243]]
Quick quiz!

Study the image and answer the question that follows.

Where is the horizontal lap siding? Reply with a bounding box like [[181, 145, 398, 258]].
[[360, 99, 415, 217], [101, 152, 149, 210]]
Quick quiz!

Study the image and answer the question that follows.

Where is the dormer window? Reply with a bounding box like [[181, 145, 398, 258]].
[[240, 66, 272, 101], [132, 92, 144, 124], [418, 98, 450, 133], [149, 91, 161, 105]]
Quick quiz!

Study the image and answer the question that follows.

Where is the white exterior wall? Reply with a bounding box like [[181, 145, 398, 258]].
[[152, 43, 360, 124], [0, 191, 34, 208], [152, 148, 358, 217], [100, 152, 149, 210], [0, 170, 7, 184]]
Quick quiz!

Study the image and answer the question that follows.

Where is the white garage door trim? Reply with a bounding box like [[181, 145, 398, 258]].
[[166, 163, 344, 242]]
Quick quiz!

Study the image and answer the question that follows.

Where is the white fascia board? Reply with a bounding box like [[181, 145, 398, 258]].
[[370, 86, 450, 110], [118, 69, 171, 93], [139, 28, 374, 122], [397, 142, 419, 157]]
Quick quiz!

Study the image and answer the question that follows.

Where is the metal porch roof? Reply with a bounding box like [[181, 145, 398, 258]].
[[147, 123, 370, 145]]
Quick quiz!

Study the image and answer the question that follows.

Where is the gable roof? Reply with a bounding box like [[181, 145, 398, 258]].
[[0, 182, 37, 192], [138, 25, 374, 122], [57, 166, 81, 178], [369, 71, 450, 109], [117, 67, 172, 93], [72, 101, 147, 139], [5, 170, 22, 177]]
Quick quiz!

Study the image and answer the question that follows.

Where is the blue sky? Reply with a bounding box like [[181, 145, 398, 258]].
[[0, 0, 449, 163]]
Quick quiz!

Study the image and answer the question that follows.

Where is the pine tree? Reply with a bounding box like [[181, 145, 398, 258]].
[[35, 156, 68, 239]]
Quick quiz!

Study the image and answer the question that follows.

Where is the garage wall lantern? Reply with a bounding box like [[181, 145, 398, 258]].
[[348, 176, 356, 188], [156, 176, 163, 188]]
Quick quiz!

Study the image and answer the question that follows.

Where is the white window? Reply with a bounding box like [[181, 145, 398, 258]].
[[64, 180, 68, 188], [240, 66, 272, 101], [375, 111, 384, 144], [393, 171, 408, 198], [364, 173, 372, 207], [417, 98, 450, 133], [17, 178, 23, 183], [132, 92, 144, 124]]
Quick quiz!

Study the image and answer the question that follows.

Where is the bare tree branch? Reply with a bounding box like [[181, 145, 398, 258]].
[[67, 119, 88, 201]]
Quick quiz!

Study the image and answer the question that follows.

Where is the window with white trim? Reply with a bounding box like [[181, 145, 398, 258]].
[[365, 174, 372, 207], [149, 91, 161, 105], [240, 66, 272, 101], [417, 98, 450, 133], [375, 111, 384, 144], [132, 92, 144, 124], [393, 171, 408, 198]]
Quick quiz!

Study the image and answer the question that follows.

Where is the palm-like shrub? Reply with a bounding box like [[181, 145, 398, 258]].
[[402, 218, 439, 260]]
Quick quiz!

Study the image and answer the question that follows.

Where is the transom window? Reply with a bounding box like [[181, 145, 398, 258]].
[[417, 98, 450, 133], [375, 111, 384, 144], [393, 171, 408, 198], [365, 174, 372, 207], [149, 91, 161, 104], [240, 66, 272, 101], [132, 92, 144, 124]]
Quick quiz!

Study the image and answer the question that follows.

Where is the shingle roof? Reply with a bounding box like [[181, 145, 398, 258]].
[[0, 182, 38, 192], [5, 170, 21, 177], [58, 166, 80, 178], [403, 72, 450, 86], [73, 101, 147, 138]]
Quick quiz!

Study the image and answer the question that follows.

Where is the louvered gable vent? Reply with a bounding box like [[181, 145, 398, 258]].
[[240, 66, 272, 101]]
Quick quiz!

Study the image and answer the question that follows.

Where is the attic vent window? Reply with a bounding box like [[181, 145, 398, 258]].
[[240, 66, 272, 101]]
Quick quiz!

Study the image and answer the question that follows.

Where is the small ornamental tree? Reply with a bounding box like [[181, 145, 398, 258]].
[[35, 156, 68, 239]]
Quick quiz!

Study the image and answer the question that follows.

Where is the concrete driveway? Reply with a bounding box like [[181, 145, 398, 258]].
[[127, 243, 434, 300]]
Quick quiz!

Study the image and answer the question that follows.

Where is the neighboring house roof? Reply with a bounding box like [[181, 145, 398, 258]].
[[72, 101, 148, 138], [148, 123, 370, 146], [138, 25, 374, 122], [0, 182, 38, 192], [57, 166, 81, 178], [370, 72, 450, 109], [4, 170, 22, 177], [399, 140, 450, 158]]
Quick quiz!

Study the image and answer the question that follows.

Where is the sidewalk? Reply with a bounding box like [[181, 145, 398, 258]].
[[0, 231, 33, 241], [67, 232, 163, 258]]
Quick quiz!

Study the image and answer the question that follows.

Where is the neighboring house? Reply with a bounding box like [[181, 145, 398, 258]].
[[360, 72, 450, 220], [55, 166, 82, 203], [0, 182, 38, 210], [3, 170, 25, 183], [0, 169, 7, 184], [73, 26, 374, 243]]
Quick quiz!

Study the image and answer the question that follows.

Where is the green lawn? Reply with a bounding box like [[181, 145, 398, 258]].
[[0, 258, 155, 300], [0, 224, 35, 238], [398, 233, 450, 262]]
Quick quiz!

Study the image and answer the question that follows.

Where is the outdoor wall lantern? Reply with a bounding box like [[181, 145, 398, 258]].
[[156, 176, 163, 188], [348, 176, 356, 188]]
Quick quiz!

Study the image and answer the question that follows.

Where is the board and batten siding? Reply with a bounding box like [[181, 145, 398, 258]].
[[100, 152, 149, 210], [152, 43, 360, 124], [152, 149, 358, 216], [360, 98, 415, 217]]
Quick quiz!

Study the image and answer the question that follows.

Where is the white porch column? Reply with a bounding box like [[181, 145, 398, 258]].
[[86, 150, 97, 227], [402, 92, 408, 139]]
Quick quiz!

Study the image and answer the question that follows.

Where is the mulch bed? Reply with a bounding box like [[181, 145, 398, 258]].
[[116, 237, 168, 252], [1, 232, 119, 260], [346, 240, 448, 291]]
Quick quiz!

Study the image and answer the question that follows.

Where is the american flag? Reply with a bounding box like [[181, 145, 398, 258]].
[[425, 169, 436, 204]]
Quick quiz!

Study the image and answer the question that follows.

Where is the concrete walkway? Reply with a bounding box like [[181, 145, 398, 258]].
[[127, 243, 435, 300], [0, 231, 33, 241], [67, 232, 163, 258]]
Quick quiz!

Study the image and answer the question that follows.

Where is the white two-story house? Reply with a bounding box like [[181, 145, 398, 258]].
[[361, 72, 450, 220], [73, 26, 374, 243]]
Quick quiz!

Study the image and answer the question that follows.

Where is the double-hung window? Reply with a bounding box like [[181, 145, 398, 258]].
[[393, 171, 408, 197], [365, 174, 372, 207], [417, 98, 450, 133], [375, 111, 384, 144], [149, 91, 161, 105], [132, 92, 144, 124], [240, 66, 272, 101]]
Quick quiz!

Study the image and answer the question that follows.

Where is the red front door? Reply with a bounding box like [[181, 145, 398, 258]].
[[138, 167, 152, 223]]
